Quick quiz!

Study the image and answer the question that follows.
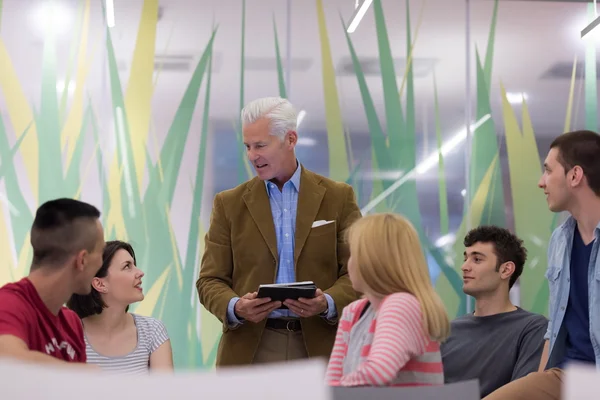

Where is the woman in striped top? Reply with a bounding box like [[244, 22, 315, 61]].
[[67, 240, 173, 373], [325, 213, 450, 387]]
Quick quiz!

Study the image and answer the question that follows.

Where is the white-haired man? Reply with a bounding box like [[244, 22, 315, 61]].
[[197, 97, 361, 366]]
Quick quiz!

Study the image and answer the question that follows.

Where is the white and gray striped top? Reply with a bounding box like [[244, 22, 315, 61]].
[[85, 314, 169, 374]]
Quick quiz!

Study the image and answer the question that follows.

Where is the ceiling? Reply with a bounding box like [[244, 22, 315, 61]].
[[1, 0, 596, 136]]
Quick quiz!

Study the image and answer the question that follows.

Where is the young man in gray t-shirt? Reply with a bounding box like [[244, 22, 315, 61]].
[[441, 226, 548, 398]]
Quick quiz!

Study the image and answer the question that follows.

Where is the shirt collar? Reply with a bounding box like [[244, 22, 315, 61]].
[[265, 160, 301, 195], [559, 214, 600, 238]]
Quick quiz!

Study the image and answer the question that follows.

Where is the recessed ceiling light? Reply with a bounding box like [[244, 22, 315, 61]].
[[56, 80, 76, 95], [32, 1, 72, 36], [297, 110, 307, 129], [506, 92, 528, 105], [297, 137, 316, 147]]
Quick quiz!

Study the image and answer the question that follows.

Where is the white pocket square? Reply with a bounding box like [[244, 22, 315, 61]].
[[312, 220, 334, 228]]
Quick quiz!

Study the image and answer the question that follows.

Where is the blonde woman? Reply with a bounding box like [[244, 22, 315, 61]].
[[325, 213, 450, 387]]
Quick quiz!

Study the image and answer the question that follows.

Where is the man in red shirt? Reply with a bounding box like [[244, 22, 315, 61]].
[[0, 198, 105, 365]]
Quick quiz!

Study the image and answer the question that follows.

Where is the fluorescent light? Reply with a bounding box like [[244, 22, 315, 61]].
[[416, 114, 491, 175], [435, 233, 456, 248], [106, 0, 115, 28], [32, 1, 72, 36], [360, 114, 491, 215], [581, 1, 600, 39], [506, 92, 528, 105], [297, 137, 316, 147], [357, 170, 404, 181], [297, 110, 307, 129], [56, 80, 76, 95], [347, 0, 374, 33]]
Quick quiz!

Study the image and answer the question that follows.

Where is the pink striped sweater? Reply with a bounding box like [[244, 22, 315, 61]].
[[325, 292, 444, 387]]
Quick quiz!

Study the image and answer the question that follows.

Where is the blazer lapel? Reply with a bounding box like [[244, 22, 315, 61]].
[[242, 179, 278, 261], [294, 168, 326, 263]]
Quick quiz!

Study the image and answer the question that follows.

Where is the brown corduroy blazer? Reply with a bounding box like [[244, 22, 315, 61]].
[[196, 166, 361, 367]]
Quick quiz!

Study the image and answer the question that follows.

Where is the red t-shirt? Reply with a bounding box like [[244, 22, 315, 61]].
[[0, 277, 86, 363]]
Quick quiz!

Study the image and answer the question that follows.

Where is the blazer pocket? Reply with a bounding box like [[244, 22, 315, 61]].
[[309, 220, 336, 237]]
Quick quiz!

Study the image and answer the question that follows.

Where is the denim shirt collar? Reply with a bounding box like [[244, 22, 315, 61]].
[[265, 160, 301, 197], [558, 215, 600, 241]]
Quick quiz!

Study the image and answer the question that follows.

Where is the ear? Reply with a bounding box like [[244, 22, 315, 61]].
[[499, 261, 516, 281], [569, 165, 585, 187], [74, 249, 88, 272], [91, 277, 107, 293], [286, 130, 298, 148]]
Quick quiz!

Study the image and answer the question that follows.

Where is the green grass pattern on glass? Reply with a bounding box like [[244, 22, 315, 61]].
[[342, 0, 463, 317], [316, 0, 350, 182], [273, 16, 287, 99], [433, 71, 449, 237]]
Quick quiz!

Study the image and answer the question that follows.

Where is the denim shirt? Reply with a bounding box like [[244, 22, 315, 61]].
[[544, 216, 600, 370]]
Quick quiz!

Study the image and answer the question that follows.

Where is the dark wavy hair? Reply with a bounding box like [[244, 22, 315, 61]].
[[67, 240, 136, 318], [464, 226, 527, 290]]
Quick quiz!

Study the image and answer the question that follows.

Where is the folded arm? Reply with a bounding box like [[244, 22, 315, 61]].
[[0, 335, 71, 365], [0, 302, 88, 368]]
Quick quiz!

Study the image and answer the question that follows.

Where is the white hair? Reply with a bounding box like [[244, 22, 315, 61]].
[[241, 97, 298, 140]]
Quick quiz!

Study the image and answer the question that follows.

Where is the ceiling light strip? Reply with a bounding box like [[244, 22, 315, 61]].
[[106, 0, 115, 28], [360, 114, 492, 215], [347, 0, 374, 33]]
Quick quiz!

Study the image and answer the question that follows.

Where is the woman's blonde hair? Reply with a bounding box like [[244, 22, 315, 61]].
[[346, 213, 450, 342]]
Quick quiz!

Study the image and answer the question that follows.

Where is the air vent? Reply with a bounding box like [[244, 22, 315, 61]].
[[243, 57, 313, 71], [117, 51, 223, 73], [336, 56, 437, 78], [154, 54, 193, 71], [540, 61, 600, 80]]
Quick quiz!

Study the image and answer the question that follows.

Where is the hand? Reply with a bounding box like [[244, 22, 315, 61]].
[[284, 288, 328, 318], [234, 292, 282, 323]]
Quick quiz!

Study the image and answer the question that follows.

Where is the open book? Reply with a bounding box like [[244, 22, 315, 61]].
[[257, 281, 317, 309]]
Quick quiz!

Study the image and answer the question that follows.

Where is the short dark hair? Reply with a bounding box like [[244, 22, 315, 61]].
[[30, 198, 101, 269], [550, 130, 600, 196], [67, 240, 136, 318], [464, 225, 528, 290]]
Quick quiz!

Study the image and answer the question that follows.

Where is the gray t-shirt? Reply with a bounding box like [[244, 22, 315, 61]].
[[85, 314, 170, 374], [440, 307, 548, 398]]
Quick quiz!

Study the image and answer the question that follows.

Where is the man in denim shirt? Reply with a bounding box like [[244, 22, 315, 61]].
[[485, 130, 600, 399]]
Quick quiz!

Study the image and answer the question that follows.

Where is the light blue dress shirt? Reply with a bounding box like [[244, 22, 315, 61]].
[[544, 216, 600, 370], [226, 162, 337, 327]]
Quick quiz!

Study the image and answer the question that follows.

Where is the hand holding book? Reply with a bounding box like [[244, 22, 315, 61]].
[[257, 281, 327, 317], [233, 292, 282, 323]]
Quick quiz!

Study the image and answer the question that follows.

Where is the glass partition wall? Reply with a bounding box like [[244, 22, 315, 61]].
[[0, 0, 595, 368]]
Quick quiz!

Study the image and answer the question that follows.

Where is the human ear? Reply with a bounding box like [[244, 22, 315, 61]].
[[91, 277, 107, 293], [287, 131, 298, 147], [75, 249, 88, 272], [569, 166, 584, 187], [500, 261, 515, 280]]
